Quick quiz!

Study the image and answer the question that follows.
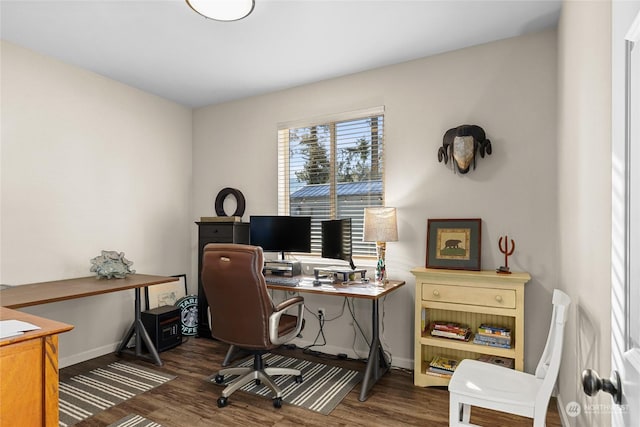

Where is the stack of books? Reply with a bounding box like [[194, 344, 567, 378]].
[[430, 321, 472, 341], [428, 355, 460, 377], [472, 324, 512, 348]]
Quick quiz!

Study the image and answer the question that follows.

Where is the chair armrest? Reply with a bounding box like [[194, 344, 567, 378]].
[[274, 296, 304, 312], [269, 297, 304, 345]]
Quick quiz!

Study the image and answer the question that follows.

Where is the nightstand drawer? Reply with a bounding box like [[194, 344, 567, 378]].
[[199, 225, 233, 241], [422, 283, 516, 308]]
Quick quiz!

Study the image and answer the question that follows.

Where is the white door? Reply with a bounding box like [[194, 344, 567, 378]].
[[618, 8, 640, 425], [605, 5, 640, 426]]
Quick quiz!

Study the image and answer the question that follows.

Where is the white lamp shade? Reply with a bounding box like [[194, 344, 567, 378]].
[[363, 207, 398, 243], [186, 0, 255, 21]]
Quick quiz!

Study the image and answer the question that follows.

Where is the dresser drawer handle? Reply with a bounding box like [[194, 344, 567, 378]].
[[495, 295, 503, 302], [433, 290, 440, 297]]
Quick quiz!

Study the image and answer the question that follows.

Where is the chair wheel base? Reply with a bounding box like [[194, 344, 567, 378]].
[[273, 397, 282, 408], [217, 396, 228, 408]]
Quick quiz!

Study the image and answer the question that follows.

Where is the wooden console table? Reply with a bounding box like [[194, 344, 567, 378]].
[[0, 274, 175, 366], [0, 307, 73, 427]]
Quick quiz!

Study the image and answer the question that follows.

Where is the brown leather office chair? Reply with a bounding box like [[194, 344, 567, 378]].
[[201, 243, 305, 408]]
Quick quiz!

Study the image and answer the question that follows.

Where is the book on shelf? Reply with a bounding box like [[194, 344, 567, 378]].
[[431, 328, 471, 341], [473, 334, 512, 348], [477, 324, 511, 336], [428, 367, 454, 376], [473, 332, 511, 343], [476, 354, 515, 369], [430, 321, 472, 341], [429, 355, 460, 373], [476, 331, 512, 339], [432, 321, 470, 333]]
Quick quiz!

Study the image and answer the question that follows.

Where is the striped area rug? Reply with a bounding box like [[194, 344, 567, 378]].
[[208, 353, 361, 415], [59, 361, 175, 427]]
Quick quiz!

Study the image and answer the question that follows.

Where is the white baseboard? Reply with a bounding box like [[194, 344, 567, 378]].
[[59, 342, 119, 368], [290, 338, 413, 370], [59, 338, 415, 372]]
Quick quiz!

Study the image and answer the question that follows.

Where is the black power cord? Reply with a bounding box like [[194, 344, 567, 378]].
[[302, 309, 327, 355]]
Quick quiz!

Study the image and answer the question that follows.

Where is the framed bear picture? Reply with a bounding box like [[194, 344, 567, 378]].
[[426, 218, 481, 270]]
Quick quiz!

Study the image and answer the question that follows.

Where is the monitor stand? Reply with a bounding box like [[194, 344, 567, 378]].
[[264, 260, 302, 277], [313, 266, 367, 285]]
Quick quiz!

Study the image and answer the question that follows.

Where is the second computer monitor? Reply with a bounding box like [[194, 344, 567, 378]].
[[249, 215, 311, 260], [321, 218, 356, 270]]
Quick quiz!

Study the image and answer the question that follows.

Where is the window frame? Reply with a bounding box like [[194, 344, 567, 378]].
[[277, 106, 386, 260]]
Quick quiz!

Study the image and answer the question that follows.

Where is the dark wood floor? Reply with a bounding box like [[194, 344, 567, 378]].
[[60, 337, 563, 426]]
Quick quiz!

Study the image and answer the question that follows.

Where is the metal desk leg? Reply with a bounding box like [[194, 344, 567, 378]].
[[116, 287, 163, 366], [359, 298, 390, 401]]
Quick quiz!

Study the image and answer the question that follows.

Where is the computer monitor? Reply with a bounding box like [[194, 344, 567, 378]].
[[321, 218, 356, 270], [249, 215, 312, 260]]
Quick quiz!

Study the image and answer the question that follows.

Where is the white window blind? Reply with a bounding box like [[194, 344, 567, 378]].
[[277, 107, 385, 257]]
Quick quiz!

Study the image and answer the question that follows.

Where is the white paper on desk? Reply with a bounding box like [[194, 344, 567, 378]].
[[0, 319, 41, 339]]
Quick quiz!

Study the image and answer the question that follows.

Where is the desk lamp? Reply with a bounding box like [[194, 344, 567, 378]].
[[363, 207, 398, 284]]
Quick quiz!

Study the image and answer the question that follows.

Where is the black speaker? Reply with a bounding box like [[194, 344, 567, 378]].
[[141, 305, 182, 352]]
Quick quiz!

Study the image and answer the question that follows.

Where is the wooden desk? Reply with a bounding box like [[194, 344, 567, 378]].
[[267, 277, 405, 402], [0, 274, 175, 366], [0, 307, 73, 427]]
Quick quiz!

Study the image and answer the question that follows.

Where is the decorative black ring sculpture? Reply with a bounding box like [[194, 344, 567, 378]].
[[214, 187, 246, 217]]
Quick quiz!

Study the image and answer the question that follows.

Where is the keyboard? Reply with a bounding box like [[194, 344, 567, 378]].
[[264, 275, 300, 287]]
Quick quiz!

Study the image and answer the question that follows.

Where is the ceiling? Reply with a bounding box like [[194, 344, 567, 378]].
[[1, 0, 562, 108]]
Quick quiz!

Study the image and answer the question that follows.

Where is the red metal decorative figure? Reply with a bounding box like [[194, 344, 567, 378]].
[[497, 235, 515, 274]]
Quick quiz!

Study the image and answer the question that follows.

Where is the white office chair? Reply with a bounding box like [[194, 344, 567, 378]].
[[448, 289, 571, 427]]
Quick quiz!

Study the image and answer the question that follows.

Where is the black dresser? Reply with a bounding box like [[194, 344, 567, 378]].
[[196, 221, 250, 338]]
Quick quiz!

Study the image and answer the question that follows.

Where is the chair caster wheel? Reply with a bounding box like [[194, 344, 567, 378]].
[[214, 374, 225, 384], [217, 396, 228, 408], [255, 379, 261, 385], [295, 375, 303, 383], [273, 397, 282, 408]]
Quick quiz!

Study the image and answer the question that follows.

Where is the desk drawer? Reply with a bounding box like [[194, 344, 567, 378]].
[[422, 283, 516, 308], [199, 225, 233, 242]]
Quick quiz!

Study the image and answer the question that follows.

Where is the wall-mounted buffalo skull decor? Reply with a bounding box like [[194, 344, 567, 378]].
[[437, 124, 492, 174]]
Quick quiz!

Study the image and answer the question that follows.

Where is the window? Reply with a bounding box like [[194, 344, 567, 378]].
[[278, 107, 385, 257]]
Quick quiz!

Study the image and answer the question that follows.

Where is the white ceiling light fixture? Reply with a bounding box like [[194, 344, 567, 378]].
[[186, 0, 255, 22]]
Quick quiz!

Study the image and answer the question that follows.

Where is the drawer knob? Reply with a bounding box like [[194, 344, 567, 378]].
[[433, 290, 440, 297], [495, 295, 503, 302]]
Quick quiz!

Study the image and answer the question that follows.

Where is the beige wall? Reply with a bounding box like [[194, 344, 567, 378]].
[[557, 0, 612, 425], [0, 21, 569, 397], [193, 30, 559, 371], [0, 40, 193, 367]]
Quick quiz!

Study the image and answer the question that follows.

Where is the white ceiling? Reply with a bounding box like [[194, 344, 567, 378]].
[[1, 0, 561, 108]]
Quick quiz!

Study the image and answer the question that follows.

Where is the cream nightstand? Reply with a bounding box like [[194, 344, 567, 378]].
[[411, 268, 530, 387]]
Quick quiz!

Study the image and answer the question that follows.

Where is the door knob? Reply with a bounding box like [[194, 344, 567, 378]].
[[582, 369, 622, 404]]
